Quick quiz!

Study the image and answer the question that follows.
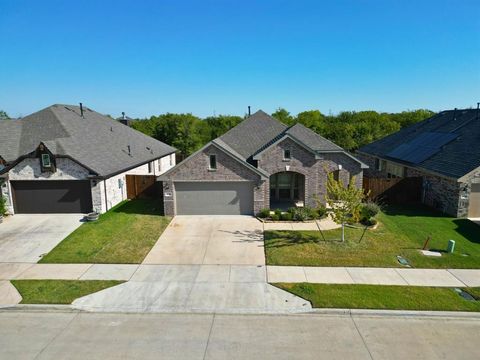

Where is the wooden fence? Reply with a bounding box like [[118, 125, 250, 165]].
[[364, 176, 422, 204], [126, 175, 157, 199]]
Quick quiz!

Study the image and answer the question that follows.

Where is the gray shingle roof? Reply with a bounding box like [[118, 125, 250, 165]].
[[358, 109, 480, 179], [0, 104, 176, 177], [219, 110, 343, 159], [219, 110, 288, 158]]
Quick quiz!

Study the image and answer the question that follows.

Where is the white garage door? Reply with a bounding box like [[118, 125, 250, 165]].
[[175, 182, 254, 215]]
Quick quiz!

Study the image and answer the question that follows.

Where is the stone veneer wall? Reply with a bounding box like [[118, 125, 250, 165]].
[[355, 152, 477, 217], [162, 144, 264, 216], [257, 138, 363, 208], [3, 155, 175, 215]]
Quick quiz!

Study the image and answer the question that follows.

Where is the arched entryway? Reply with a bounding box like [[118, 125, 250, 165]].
[[269, 171, 305, 210]]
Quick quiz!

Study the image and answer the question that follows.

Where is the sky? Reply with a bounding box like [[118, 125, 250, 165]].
[[0, 0, 479, 119]]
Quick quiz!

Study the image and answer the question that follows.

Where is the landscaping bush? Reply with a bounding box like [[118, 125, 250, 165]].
[[289, 207, 317, 221], [258, 208, 271, 218], [316, 205, 327, 219], [270, 213, 280, 221], [360, 201, 380, 220], [0, 195, 6, 216], [362, 217, 378, 227], [274, 209, 282, 216], [280, 212, 293, 221]]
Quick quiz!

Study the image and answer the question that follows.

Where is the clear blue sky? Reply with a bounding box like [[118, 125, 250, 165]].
[[1, 0, 479, 119]]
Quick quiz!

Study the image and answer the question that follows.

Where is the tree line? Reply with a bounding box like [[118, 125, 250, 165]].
[[131, 108, 435, 157]]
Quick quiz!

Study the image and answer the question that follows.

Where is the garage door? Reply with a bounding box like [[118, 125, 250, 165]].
[[175, 182, 253, 215], [468, 183, 480, 218], [11, 180, 93, 214]]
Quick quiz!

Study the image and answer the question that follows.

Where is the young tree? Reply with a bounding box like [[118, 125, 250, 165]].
[[325, 172, 365, 242]]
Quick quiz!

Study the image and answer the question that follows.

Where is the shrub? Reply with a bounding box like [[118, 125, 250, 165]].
[[280, 212, 292, 221], [360, 201, 380, 221], [274, 208, 282, 216], [270, 213, 280, 221], [258, 208, 271, 218], [0, 195, 6, 216], [362, 217, 378, 227], [289, 207, 317, 221], [316, 205, 327, 219]]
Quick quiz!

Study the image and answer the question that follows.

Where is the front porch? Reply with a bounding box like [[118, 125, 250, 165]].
[[269, 172, 305, 210]]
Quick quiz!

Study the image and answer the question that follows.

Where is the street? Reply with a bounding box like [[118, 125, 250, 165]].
[[0, 310, 479, 359]]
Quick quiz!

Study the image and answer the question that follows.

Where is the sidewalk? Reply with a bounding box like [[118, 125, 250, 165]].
[[2, 262, 479, 286], [267, 266, 480, 287]]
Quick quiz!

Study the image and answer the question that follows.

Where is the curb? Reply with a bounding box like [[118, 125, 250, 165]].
[[309, 308, 480, 318]]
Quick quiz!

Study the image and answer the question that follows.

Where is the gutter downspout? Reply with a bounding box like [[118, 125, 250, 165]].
[[104, 180, 108, 212]]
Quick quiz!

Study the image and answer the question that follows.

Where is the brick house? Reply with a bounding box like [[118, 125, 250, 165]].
[[0, 104, 176, 214], [357, 108, 480, 218], [159, 110, 367, 215]]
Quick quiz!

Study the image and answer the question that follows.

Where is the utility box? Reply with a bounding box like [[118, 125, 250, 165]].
[[447, 240, 455, 253]]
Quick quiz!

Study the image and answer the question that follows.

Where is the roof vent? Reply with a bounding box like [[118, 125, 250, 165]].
[[127, 145, 131, 155], [79, 103, 84, 118], [122, 111, 126, 120], [248, 106, 251, 116]]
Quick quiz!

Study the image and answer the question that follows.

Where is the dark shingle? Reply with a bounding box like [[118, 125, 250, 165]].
[[358, 109, 480, 178], [0, 104, 176, 177]]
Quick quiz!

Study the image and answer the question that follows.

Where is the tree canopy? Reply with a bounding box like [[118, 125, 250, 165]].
[[131, 108, 434, 157], [0, 110, 10, 120]]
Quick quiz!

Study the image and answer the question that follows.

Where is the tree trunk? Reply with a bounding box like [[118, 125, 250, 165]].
[[341, 223, 345, 242]]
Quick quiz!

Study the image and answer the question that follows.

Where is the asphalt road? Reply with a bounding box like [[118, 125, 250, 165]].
[[1, 310, 479, 359]]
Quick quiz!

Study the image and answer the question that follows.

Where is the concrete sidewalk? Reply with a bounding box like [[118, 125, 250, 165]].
[[267, 266, 480, 287], [2, 263, 480, 287]]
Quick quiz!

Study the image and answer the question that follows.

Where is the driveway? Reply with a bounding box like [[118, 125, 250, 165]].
[[0, 214, 83, 263], [72, 216, 312, 313], [143, 216, 265, 265]]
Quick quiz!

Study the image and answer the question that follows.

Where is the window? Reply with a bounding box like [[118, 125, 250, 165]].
[[283, 149, 291, 160], [148, 162, 152, 173], [375, 158, 380, 171], [158, 160, 162, 172], [170, 154, 174, 166], [209, 154, 217, 170], [386, 161, 405, 178], [41, 154, 51, 168]]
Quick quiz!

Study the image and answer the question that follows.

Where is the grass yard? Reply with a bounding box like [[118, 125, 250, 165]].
[[265, 204, 480, 268], [12, 280, 123, 304], [276, 283, 480, 311], [40, 199, 171, 264]]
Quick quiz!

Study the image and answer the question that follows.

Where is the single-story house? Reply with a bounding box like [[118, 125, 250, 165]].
[[0, 104, 176, 214], [357, 108, 480, 218], [159, 110, 367, 215]]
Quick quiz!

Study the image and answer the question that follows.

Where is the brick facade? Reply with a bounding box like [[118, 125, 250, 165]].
[[163, 139, 364, 215], [356, 152, 479, 218]]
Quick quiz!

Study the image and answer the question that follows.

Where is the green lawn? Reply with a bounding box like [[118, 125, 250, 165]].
[[275, 283, 480, 311], [12, 280, 123, 304], [40, 199, 171, 264], [265, 204, 480, 268]]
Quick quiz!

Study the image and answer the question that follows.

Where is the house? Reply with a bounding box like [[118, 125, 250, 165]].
[[0, 104, 176, 214], [357, 108, 480, 218], [159, 110, 367, 215]]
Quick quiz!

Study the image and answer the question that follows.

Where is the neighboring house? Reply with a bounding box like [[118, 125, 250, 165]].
[[159, 110, 367, 215], [357, 108, 480, 218], [0, 104, 176, 214]]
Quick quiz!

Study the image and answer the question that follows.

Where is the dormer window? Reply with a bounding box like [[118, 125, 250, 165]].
[[209, 154, 217, 170], [283, 149, 291, 160], [41, 154, 51, 168]]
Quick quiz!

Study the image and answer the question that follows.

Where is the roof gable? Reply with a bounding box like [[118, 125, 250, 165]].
[[0, 104, 176, 177]]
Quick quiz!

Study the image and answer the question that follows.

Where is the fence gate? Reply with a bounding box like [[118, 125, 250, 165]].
[[126, 175, 157, 199]]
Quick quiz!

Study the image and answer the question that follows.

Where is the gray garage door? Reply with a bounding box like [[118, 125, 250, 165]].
[[175, 182, 254, 215], [11, 180, 93, 214]]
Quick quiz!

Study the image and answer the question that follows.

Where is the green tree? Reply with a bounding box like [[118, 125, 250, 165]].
[[204, 115, 243, 140], [325, 173, 365, 242], [272, 108, 294, 125], [0, 110, 10, 120]]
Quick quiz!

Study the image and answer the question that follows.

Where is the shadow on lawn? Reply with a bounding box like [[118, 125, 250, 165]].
[[112, 199, 164, 216], [264, 231, 328, 249]]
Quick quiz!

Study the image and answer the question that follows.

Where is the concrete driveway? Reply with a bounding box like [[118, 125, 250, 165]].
[[0, 214, 83, 263], [143, 216, 265, 265]]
